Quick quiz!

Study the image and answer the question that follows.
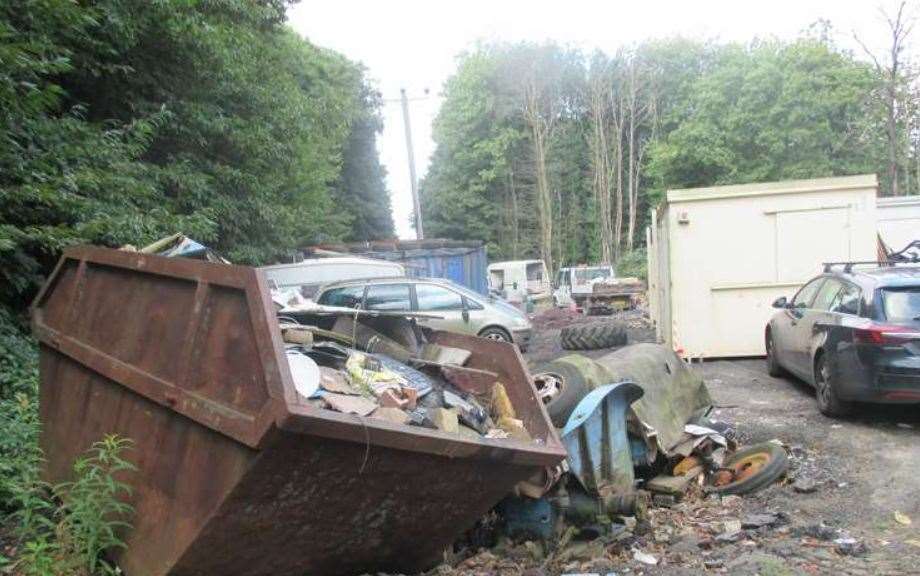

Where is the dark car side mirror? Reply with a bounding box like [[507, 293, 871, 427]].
[[772, 296, 789, 309]]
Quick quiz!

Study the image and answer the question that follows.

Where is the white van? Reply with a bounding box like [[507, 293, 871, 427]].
[[487, 260, 551, 305], [260, 257, 405, 298], [553, 264, 615, 307]]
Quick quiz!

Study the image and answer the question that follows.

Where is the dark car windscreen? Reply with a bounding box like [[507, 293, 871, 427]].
[[881, 288, 920, 323]]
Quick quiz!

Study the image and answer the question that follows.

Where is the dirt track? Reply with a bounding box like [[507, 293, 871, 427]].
[[692, 358, 920, 575]]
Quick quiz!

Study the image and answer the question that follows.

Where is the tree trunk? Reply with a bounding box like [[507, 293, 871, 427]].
[[590, 78, 613, 264], [888, 93, 900, 196], [627, 96, 637, 252], [531, 121, 554, 273], [611, 88, 625, 261], [510, 169, 519, 258]]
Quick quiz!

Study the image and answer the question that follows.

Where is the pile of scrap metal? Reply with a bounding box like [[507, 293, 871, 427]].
[[120, 232, 229, 263], [499, 344, 788, 542], [276, 299, 532, 440], [880, 238, 920, 263], [582, 276, 645, 314]]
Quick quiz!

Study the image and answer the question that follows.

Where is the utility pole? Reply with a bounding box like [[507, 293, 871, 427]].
[[400, 88, 424, 239]]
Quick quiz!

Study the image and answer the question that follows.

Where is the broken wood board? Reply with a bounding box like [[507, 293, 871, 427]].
[[646, 466, 704, 496]]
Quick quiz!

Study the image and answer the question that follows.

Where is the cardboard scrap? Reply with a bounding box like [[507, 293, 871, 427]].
[[673, 455, 701, 476], [319, 367, 358, 395], [420, 343, 471, 366], [497, 416, 531, 441], [646, 467, 703, 496], [371, 406, 409, 425], [323, 392, 377, 416], [429, 407, 459, 434]]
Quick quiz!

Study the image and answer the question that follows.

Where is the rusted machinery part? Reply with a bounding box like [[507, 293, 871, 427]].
[[514, 465, 563, 499], [532, 362, 591, 427], [706, 442, 788, 496]]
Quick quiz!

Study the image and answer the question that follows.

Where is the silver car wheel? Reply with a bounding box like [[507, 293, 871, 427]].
[[533, 373, 563, 404]]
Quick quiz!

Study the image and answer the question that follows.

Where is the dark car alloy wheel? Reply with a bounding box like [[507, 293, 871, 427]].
[[814, 354, 852, 417], [765, 332, 785, 377]]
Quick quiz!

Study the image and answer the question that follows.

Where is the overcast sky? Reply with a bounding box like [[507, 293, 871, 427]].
[[288, 1, 909, 239]]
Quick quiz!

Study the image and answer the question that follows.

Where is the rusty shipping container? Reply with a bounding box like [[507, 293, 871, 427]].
[[31, 246, 566, 576]]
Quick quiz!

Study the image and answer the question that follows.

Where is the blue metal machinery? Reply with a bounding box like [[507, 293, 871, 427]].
[[499, 381, 648, 541]]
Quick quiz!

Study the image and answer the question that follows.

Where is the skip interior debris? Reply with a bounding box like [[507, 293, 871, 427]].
[[278, 307, 529, 440]]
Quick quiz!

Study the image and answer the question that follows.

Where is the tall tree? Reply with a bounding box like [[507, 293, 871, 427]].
[[587, 53, 614, 263], [423, 35, 890, 278], [855, 1, 914, 196], [0, 0, 391, 312], [334, 74, 395, 241]]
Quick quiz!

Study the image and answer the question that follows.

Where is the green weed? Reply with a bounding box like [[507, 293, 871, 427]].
[[8, 435, 136, 576]]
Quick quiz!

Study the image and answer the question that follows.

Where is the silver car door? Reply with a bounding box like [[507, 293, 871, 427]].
[[413, 283, 469, 334]]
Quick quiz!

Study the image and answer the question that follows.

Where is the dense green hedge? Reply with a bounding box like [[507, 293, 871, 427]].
[[1, 0, 393, 313]]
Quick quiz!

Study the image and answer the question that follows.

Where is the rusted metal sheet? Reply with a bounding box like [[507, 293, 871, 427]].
[[32, 246, 566, 576]]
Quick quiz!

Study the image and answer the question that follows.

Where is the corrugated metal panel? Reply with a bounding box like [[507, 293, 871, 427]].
[[304, 240, 489, 295]]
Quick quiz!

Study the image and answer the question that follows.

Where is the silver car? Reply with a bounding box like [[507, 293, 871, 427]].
[[314, 277, 532, 350]]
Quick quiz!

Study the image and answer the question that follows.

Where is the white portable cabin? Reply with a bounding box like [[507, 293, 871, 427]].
[[877, 195, 920, 253], [647, 174, 879, 358]]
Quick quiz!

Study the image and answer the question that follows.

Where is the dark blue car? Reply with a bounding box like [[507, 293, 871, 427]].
[[765, 264, 920, 416]]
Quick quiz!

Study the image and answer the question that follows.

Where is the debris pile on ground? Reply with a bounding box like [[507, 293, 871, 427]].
[[401, 344, 804, 576], [530, 307, 597, 330], [394, 455, 881, 576]]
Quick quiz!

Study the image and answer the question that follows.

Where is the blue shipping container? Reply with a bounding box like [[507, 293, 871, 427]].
[[303, 239, 489, 295]]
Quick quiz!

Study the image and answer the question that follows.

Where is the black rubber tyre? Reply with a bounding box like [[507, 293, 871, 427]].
[[560, 322, 627, 350], [814, 353, 853, 417], [706, 442, 789, 496], [479, 326, 512, 343], [765, 331, 786, 377], [532, 360, 591, 427]]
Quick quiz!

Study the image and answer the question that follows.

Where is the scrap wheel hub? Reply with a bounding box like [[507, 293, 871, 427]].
[[533, 373, 564, 405], [713, 453, 770, 487]]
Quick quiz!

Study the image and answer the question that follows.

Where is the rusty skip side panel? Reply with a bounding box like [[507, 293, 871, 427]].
[[32, 246, 566, 576], [38, 349, 258, 575], [31, 246, 286, 448], [171, 434, 534, 576]]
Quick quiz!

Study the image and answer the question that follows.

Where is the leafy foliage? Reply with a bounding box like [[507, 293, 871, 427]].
[[9, 435, 136, 576], [0, 310, 40, 512], [1, 2, 392, 572], [616, 249, 647, 281], [646, 38, 883, 190], [0, 0, 392, 311], [422, 36, 891, 269]]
